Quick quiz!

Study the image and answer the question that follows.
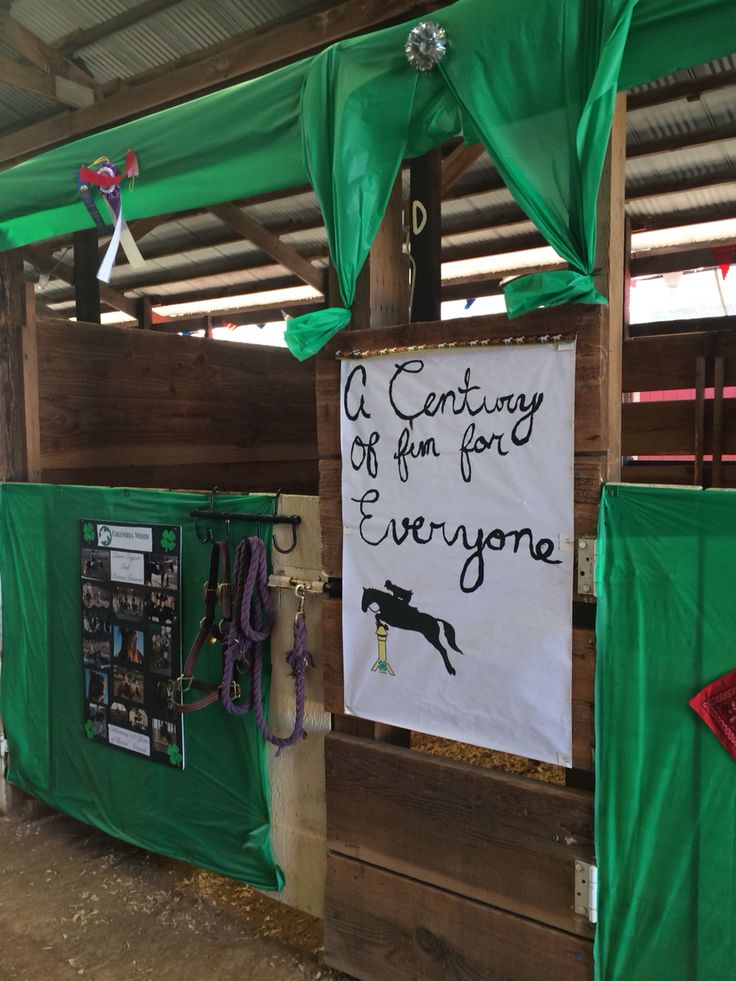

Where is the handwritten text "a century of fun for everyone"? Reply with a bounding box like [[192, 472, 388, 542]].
[[343, 357, 561, 593]]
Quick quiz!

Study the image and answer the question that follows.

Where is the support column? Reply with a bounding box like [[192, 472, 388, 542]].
[[0, 250, 33, 815], [409, 149, 442, 323], [74, 228, 101, 324]]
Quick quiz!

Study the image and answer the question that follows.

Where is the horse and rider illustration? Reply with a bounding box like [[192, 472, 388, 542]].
[[361, 580, 463, 676]]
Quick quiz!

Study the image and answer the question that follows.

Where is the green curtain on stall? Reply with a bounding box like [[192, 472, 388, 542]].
[[0, 0, 734, 356], [596, 484, 736, 981], [0, 483, 284, 891]]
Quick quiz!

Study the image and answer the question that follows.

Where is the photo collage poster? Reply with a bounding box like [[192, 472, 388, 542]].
[[80, 519, 185, 768]]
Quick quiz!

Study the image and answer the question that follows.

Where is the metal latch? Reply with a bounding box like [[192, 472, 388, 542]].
[[577, 537, 597, 597], [574, 860, 598, 924]]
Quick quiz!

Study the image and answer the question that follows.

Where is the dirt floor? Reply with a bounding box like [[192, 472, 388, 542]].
[[0, 809, 348, 981]]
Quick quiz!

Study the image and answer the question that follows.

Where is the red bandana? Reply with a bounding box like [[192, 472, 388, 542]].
[[690, 669, 736, 761]]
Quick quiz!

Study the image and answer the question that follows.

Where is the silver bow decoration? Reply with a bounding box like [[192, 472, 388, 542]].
[[405, 21, 447, 72]]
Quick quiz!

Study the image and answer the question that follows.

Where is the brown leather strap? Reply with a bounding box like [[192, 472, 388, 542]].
[[174, 541, 232, 714]]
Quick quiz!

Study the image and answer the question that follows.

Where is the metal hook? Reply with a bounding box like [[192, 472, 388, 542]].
[[273, 520, 298, 555], [294, 582, 308, 623], [194, 515, 213, 545]]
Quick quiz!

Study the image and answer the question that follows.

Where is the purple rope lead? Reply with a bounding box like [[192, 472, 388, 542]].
[[221, 537, 313, 754]]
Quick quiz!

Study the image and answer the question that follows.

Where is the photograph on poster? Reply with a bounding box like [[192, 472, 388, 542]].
[[340, 343, 575, 767], [89, 704, 108, 739], [113, 625, 144, 664], [113, 667, 144, 704], [112, 585, 145, 621], [152, 719, 176, 753], [145, 556, 178, 590], [81, 549, 110, 581], [149, 624, 173, 676], [83, 636, 111, 670], [85, 669, 109, 705], [82, 582, 110, 609], [147, 591, 176, 623]]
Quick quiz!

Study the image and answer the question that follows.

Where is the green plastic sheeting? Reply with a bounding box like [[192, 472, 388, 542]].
[[1, 1, 735, 356], [0, 483, 284, 891], [596, 484, 736, 981]]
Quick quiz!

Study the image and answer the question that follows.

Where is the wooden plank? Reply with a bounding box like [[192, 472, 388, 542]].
[[322, 606, 595, 768], [56, 0, 184, 55], [326, 735, 594, 936], [210, 203, 325, 293], [621, 461, 736, 487], [38, 459, 318, 494], [325, 855, 593, 981], [0, 0, 447, 166], [622, 397, 736, 457], [25, 245, 137, 320], [627, 68, 736, 111], [623, 330, 736, 391], [35, 319, 316, 407], [0, 249, 29, 481], [20, 283, 40, 482]]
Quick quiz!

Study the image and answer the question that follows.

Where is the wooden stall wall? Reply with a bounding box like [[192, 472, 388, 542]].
[[318, 306, 611, 981], [23, 315, 318, 493], [622, 325, 736, 488]]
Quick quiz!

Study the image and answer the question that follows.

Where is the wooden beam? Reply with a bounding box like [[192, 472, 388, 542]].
[[0, 13, 99, 92], [627, 120, 736, 160], [210, 203, 324, 293], [0, 55, 95, 108], [440, 143, 485, 195], [628, 68, 736, 112], [25, 244, 138, 320], [56, 0, 185, 56], [0, 0, 447, 166]]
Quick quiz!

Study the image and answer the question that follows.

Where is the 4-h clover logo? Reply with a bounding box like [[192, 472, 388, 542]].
[[160, 529, 177, 553], [167, 744, 182, 766], [82, 522, 96, 543], [84, 720, 95, 740]]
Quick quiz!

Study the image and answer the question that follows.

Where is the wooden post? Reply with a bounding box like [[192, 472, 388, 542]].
[[0, 249, 29, 482], [594, 92, 627, 484], [409, 149, 442, 323], [0, 252, 33, 815], [73, 228, 101, 324], [351, 177, 410, 330]]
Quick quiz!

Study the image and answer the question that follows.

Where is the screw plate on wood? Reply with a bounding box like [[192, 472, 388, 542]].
[[576, 537, 597, 597]]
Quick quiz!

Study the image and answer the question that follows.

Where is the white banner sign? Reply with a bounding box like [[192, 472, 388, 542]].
[[340, 342, 575, 766]]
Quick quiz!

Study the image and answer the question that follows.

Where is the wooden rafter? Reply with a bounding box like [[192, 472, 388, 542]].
[[628, 120, 736, 159], [440, 144, 486, 195], [25, 245, 138, 320], [0, 13, 98, 90], [628, 68, 736, 112], [210, 203, 325, 293], [56, 0, 185, 56], [0, 0, 447, 167], [0, 55, 95, 109]]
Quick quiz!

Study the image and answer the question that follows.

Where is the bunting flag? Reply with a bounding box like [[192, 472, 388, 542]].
[[712, 243, 736, 280]]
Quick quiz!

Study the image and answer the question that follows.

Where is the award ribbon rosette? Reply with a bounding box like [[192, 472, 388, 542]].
[[77, 149, 145, 283]]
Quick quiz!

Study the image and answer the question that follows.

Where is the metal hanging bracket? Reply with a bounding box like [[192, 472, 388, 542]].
[[577, 537, 598, 597], [574, 860, 598, 924]]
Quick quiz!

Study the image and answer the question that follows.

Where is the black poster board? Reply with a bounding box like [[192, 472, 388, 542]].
[[80, 519, 185, 767]]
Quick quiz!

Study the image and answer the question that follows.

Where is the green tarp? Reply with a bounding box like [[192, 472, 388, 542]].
[[0, 483, 284, 891], [596, 484, 736, 981], [1, 0, 734, 355]]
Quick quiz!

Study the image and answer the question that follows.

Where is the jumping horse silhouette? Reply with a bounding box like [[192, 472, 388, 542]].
[[361, 586, 463, 676]]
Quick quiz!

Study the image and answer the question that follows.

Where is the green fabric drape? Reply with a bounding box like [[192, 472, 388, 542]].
[[596, 484, 736, 981], [0, 0, 735, 357], [0, 483, 283, 890]]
